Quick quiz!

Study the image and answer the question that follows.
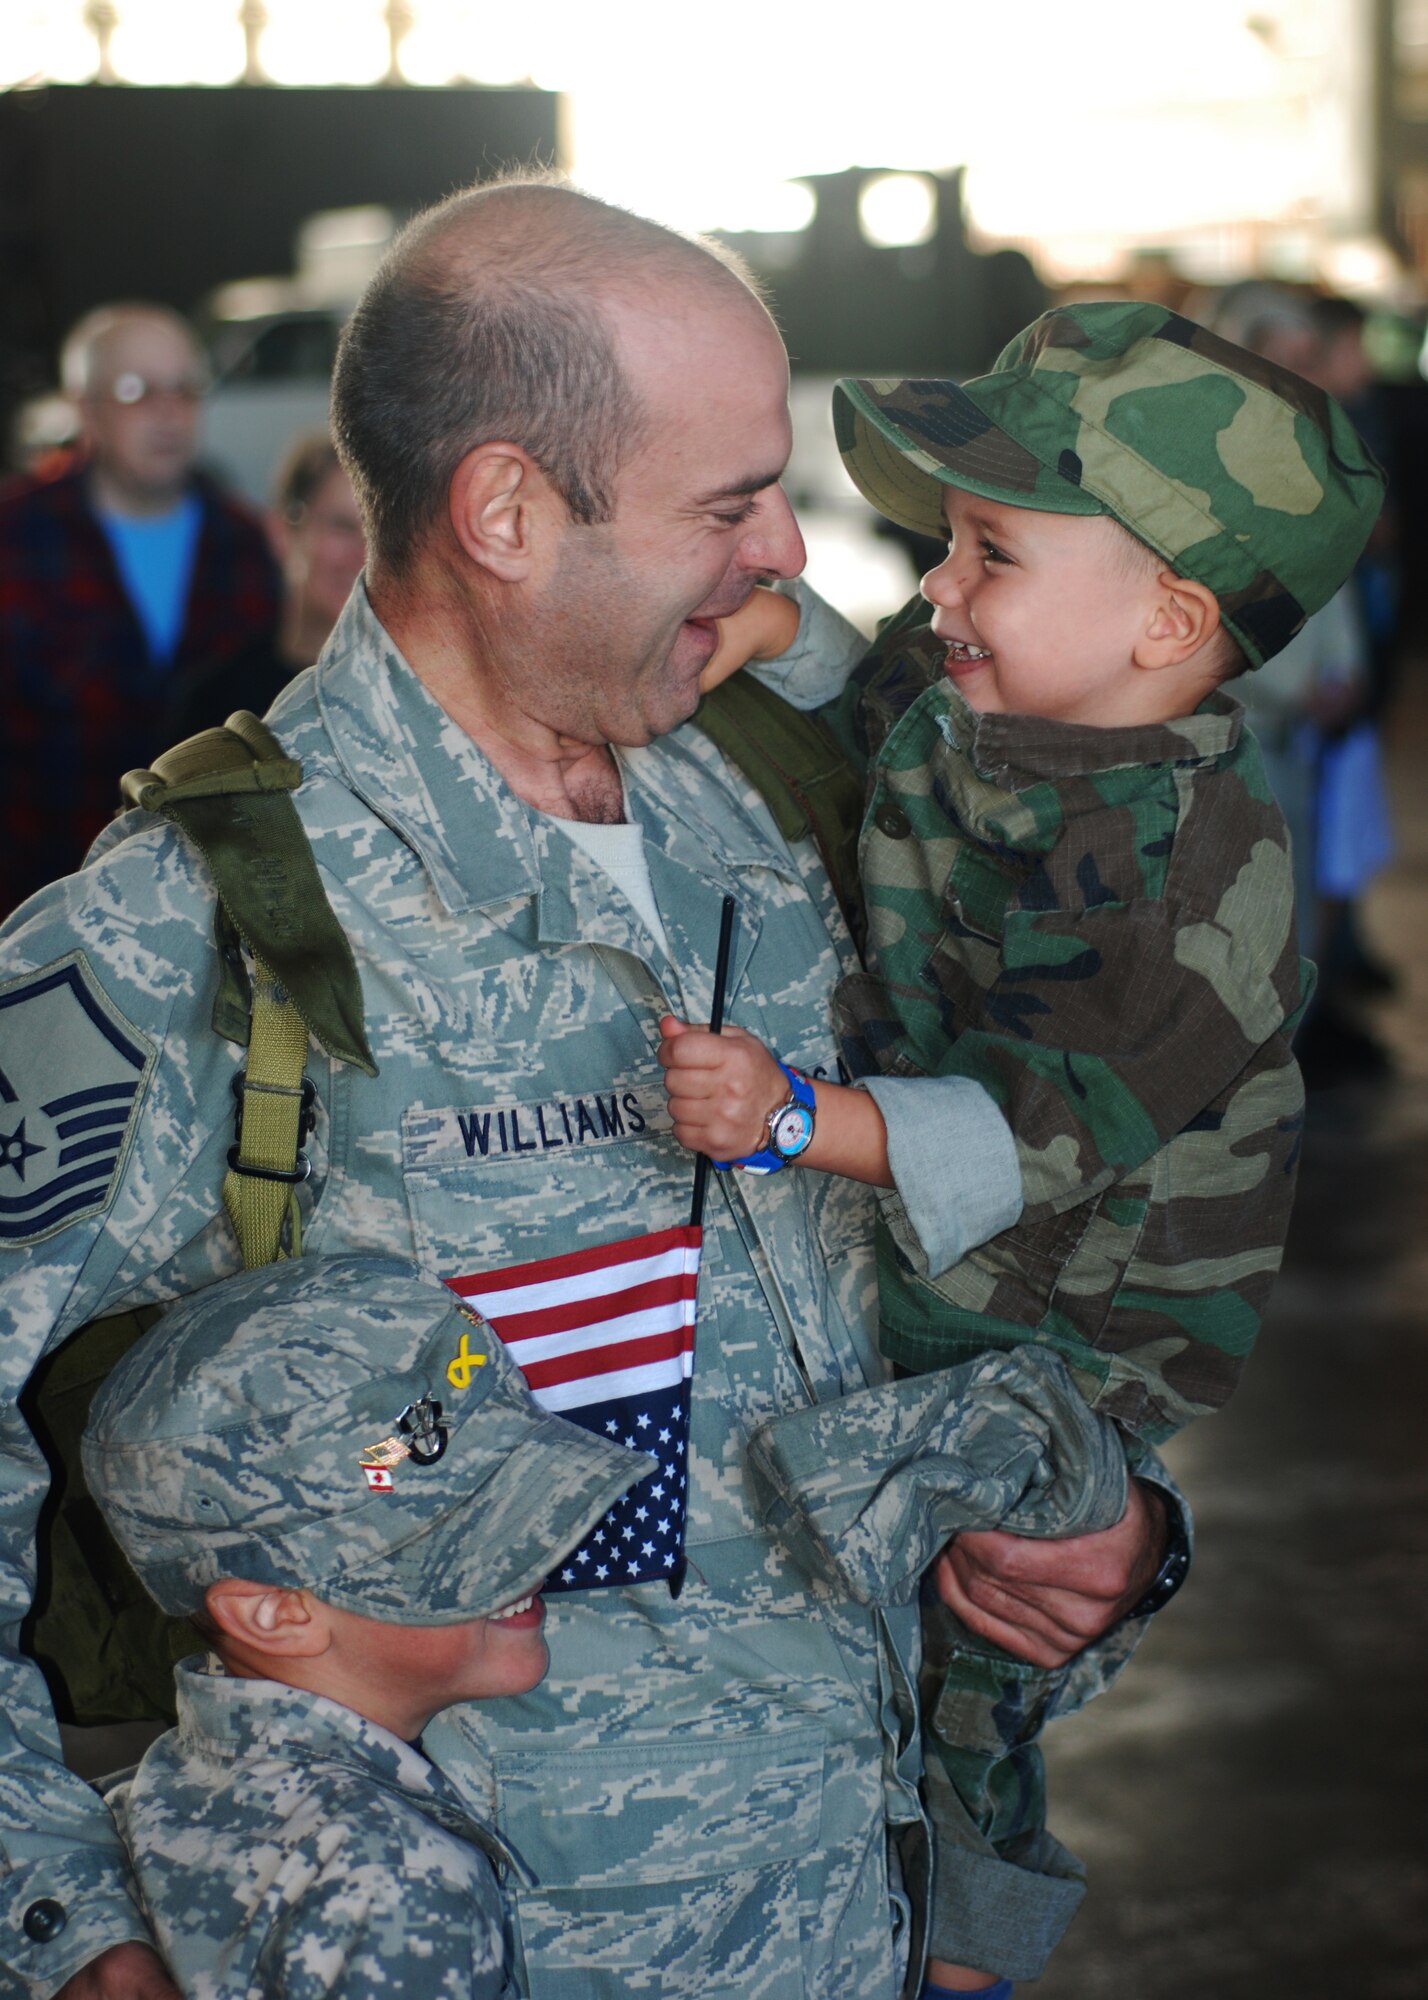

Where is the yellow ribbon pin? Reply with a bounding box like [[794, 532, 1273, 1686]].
[[446, 1330, 487, 1390]]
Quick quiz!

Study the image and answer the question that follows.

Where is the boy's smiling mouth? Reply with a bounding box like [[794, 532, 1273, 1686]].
[[490, 1592, 543, 1625], [945, 640, 991, 671]]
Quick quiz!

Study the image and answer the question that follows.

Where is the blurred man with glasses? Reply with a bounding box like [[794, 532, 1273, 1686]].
[[0, 304, 280, 917]]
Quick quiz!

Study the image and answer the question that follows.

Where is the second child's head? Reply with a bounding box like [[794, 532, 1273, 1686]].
[[835, 301, 1384, 729], [83, 1257, 650, 1741]]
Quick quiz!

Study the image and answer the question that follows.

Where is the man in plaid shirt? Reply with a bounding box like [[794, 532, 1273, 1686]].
[[0, 304, 279, 919]]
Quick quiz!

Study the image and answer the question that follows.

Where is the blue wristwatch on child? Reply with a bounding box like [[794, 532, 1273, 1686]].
[[715, 1062, 816, 1174]]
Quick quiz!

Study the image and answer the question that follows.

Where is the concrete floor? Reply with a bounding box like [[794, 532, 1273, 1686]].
[[1036, 673, 1428, 1998]]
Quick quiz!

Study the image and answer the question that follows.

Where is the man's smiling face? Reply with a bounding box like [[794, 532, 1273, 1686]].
[[525, 290, 806, 748]]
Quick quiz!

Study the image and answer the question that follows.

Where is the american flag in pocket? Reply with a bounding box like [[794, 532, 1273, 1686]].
[[446, 1224, 701, 1592]]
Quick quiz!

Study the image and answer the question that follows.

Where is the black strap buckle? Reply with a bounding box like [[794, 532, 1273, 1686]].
[[227, 1072, 316, 1184]]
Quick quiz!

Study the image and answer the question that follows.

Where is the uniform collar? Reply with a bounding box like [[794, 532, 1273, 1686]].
[[941, 677, 1243, 787], [312, 582, 541, 915], [171, 1657, 522, 1869], [176, 1656, 444, 1787], [306, 583, 792, 1002]]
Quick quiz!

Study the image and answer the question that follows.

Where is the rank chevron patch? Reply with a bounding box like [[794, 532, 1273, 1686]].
[[0, 955, 154, 1246]]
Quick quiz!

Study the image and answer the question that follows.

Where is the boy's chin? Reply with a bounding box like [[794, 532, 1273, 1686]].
[[467, 1632, 551, 1705]]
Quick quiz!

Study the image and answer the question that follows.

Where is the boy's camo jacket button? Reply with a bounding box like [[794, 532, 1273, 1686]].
[[874, 802, 912, 839]]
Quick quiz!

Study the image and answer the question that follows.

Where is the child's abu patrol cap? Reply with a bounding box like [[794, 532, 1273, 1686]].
[[82, 1256, 652, 1623], [833, 299, 1385, 668]]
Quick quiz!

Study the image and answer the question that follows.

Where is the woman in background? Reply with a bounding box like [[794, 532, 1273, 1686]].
[[171, 431, 366, 737]]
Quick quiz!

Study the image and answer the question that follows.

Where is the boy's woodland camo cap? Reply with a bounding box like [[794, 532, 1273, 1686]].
[[82, 1256, 651, 1623], [833, 299, 1385, 667]]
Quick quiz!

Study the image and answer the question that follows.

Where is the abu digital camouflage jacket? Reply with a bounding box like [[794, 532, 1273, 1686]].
[[110, 1659, 521, 2000], [834, 600, 1312, 1444], [0, 580, 963, 1997]]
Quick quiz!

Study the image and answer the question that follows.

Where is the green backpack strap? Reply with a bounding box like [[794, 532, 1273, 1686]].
[[22, 716, 382, 1726], [121, 709, 378, 1269], [694, 676, 866, 952]]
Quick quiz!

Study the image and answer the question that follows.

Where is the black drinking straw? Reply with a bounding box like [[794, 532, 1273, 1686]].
[[688, 894, 736, 1229], [672, 895, 736, 1599]]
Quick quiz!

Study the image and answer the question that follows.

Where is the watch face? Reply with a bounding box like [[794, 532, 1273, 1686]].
[[770, 1103, 815, 1159]]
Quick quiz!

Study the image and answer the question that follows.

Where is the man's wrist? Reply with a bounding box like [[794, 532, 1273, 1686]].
[[1125, 1480, 1192, 1618]]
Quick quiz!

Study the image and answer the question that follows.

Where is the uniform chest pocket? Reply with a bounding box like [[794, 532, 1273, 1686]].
[[401, 1076, 693, 1272], [402, 1078, 765, 1551], [495, 1728, 825, 1998]]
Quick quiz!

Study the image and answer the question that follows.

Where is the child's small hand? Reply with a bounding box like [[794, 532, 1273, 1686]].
[[698, 587, 802, 694], [658, 1015, 790, 1161]]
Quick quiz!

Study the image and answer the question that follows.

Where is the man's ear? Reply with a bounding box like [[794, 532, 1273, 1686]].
[[448, 442, 560, 582], [204, 1579, 329, 1659], [1135, 572, 1222, 670]]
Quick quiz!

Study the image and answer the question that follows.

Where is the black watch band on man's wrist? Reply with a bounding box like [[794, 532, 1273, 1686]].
[[1127, 1497, 1192, 1619]]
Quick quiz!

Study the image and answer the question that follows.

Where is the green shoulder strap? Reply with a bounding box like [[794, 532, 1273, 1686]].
[[23, 714, 379, 1726], [120, 710, 377, 1268], [694, 676, 866, 952]]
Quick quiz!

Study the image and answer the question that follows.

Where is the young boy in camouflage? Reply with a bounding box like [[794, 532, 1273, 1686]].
[[83, 1255, 649, 2000], [662, 301, 1385, 1993]]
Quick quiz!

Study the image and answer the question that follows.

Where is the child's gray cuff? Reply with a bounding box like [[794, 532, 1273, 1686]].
[[861, 1073, 1022, 1277], [744, 578, 869, 709]]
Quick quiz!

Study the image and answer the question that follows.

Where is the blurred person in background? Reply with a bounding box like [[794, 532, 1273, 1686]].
[[1302, 295, 1403, 1022], [0, 303, 280, 919], [1202, 279, 1321, 374], [170, 432, 366, 738], [8, 392, 81, 485], [1203, 284, 1397, 1084]]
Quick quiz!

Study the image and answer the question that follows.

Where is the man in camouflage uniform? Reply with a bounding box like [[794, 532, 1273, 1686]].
[[0, 190, 1169, 2000], [663, 301, 1384, 1990], [86, 1255, 650, 2000]]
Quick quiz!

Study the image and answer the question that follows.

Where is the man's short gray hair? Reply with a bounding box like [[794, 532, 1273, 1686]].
[[59, 302, 203, 399], [330, 176, 765, 576]]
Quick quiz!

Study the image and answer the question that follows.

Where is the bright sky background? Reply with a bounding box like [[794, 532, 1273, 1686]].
[[2, 0, 1380, 279]]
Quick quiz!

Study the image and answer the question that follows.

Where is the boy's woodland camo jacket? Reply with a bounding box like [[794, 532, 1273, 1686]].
[[832, 601, 1312, 1444]]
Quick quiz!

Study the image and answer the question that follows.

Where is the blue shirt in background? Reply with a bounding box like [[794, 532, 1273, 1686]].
[[96, 492, 203, 666]]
